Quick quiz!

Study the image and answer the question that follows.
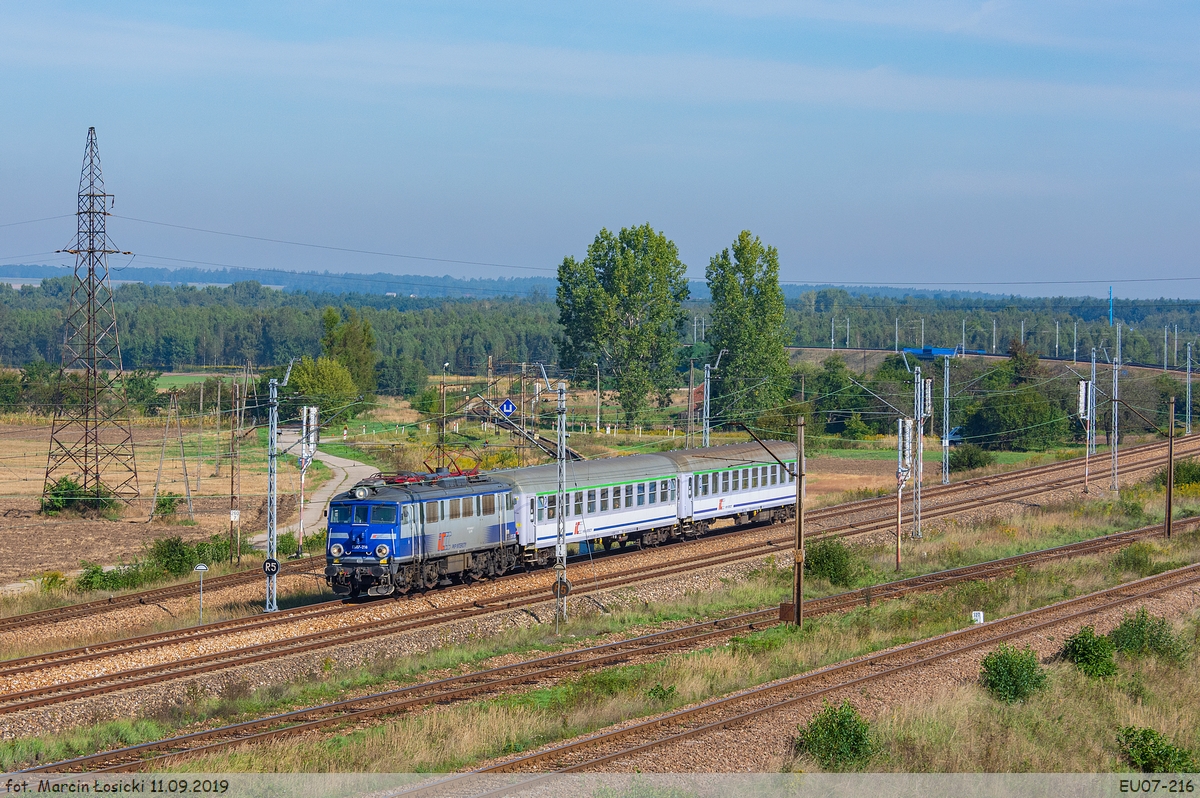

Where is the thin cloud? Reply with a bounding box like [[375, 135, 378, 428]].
[[2, 11, 1197, 122]]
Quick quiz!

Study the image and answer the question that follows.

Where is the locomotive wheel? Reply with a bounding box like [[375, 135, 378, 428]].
[[422, 564, 439, 589]]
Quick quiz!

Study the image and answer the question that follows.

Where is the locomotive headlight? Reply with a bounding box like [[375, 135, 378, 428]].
[[354, 487, 370, 499], [329, 543, 344, 557], [375, 543, 389, 558]]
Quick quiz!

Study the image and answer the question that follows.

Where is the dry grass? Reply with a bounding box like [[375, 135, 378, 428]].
[[166, 531, 1200, 773], [864, 615, 1200, 772]]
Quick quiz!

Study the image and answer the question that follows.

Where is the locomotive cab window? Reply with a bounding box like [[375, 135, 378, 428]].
[[353, 505, 369, 524], [481, 494, 496, 516], [401, 505, 414, 528], [371, 505, 397, 524], [330, 505, 353, 524]]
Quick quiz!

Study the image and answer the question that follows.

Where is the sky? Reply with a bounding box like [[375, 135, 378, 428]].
[[0, 2, 1198, 299]]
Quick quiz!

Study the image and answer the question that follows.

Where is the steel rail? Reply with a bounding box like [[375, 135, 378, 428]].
[[27, 516, 1191, 773]]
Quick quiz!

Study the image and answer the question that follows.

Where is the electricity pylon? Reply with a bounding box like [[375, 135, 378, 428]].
[[43, 128, 139, 504]]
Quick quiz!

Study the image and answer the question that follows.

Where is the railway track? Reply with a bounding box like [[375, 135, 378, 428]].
[[469, 561, 1200, 780], [24, 515, 1193, 773], [4, 435, 1192, 639], [1, 435, 1193, 715]]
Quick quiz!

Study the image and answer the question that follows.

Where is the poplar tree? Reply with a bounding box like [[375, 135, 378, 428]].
[[706, 230, 790, 421], [557, 224, 689, 424]]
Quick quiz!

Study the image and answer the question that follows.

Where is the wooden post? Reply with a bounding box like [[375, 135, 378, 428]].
[[1167, 396, 1175, 539], [793, 417, 805, 627]]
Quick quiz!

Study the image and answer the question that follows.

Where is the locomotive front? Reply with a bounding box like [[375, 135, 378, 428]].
[[324, 483, 408, 597]]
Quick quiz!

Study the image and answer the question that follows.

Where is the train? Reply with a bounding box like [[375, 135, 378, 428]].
[[323, 440, 798, 597]]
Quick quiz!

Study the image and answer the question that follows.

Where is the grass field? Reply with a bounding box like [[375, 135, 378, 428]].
[[4, 485, 1197, 773]]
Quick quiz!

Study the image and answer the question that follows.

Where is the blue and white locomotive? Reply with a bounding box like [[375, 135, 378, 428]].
[[324, 441, 797, 597]]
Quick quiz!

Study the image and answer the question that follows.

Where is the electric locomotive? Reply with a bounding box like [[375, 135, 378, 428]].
[[324, 441, 799, 597]]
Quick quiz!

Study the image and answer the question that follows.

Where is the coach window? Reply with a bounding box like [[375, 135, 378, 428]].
[[612, 486, 621, 510], [633, 483, 642, 505], [536, 496, 546, 522], [600, 488, 609, 512], [659, 480, 669, 503], [702, 473, 710, 496], [587, 490, 596, 514], [771, 465, 778, 485], [762, 466, 768, 485], [669, 479, 677, 501], [648, 481, 657, 504], [547, 494, 557, 520], [751, 468, 758, 489], [625, 484, 633, 506], [574, 491, 583, 516], [482, 494, 496, 516], [721, 471, 729, 493]]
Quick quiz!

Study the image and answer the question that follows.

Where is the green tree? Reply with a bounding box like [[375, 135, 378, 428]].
[[706, 230, 789, 420], [556, 224, 689, 424], [289, 356, 358, 418], [376, 354, 428, 398], [321, 307, 377, 395]]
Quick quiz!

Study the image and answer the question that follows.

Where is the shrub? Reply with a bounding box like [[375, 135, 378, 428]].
[[1109, 608, 1190, 666], [41, 476, 116, 514], [1113, 543, 1157, 576], [842, 413, 872, 440], [1060, 626, 1117, 678], [980, 644, 1046, 702], [1153, 458, 1200, 489], [796, 700, 873, 770], [74, 560, 161, 592], [154, 492, 183, 517], [949, 443, 996, 473], [37, 571, 68, 593], [646, 683, 676, 703], [1117, 726, 1198, 773], [805, 539, 854, 587]]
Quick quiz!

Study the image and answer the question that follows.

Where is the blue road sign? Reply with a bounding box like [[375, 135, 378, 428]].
[[499, 398, 516, 418]]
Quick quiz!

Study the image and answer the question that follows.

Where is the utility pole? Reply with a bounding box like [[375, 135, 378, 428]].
[[1187, 343, 1192, 435], [197, 382, 204, 492], [595, 362, 601, 434], [1174, 325, 1178, 367], [992, 318, 997, 354], [1073, 321, 1078, 364], [1079, 378, 1093, 493], [229, 381, 240, 566], [296, 405, 317, 557], [845, 317, 850, 348], [831, 316, 835, 350], [1056, 321, 1060, 359], [687, 361, 694, 448], [1112, 324, 1121, 493], [792, 417, 805, 627], [554, 381, 569, 631], [1165, 326, 1169, 372], [912, 370, 931, 539], [1167, 396, 1175, 539], [896, 417, 912, 571], [44, 127, 139, 504], [942, 356, 950, 485], [895, 318, 898, 353], [214, 379, 222, 477], [962, 319, 966, 354], [1089, 349, 1098, 455], [265, 360, 294, 613], [921, 318, 924, 349], [439, 363, 449, 469], [702, 350, 727, 447]]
